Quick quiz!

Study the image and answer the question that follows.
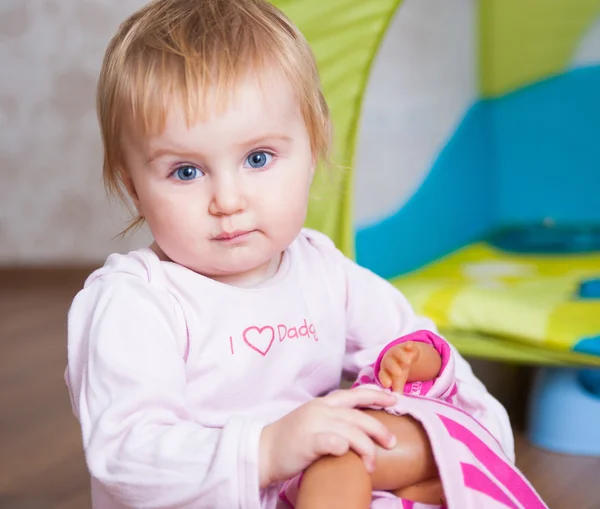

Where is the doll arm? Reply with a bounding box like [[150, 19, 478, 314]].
[[377, 339, 443, 389], [352, 330, 457, 402], [294, 410, 443, 509]]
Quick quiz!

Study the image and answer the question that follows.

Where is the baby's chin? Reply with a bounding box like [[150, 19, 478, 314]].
[[200, 256, 282, 286], [159, 241, 282, 282]]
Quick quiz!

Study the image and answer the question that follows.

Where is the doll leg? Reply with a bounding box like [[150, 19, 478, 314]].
[[363, 410, 439, 491], [393, 476, 445, 505], [295, 410, 443, 509], [293, 450, 372, 509]]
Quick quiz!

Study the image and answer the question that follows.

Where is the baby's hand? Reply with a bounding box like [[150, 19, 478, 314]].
[[378, 341, 442, 392], [259, 388, 397, 488]]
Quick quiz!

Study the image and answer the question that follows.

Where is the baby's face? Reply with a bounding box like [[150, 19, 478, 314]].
[[122, 68, 315, 286]]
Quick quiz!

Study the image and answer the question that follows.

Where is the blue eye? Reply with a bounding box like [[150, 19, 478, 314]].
[[245, 151, 273, 169], [172, 165, 203, 181]]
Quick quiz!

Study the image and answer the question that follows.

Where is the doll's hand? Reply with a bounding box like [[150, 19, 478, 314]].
[[378, 341, 442, 393]]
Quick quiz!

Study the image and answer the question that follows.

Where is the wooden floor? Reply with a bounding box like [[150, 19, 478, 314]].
[[1, 269, 600, 509]]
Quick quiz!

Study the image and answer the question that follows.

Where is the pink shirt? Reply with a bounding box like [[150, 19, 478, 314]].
[[66, 228, 513, 509]]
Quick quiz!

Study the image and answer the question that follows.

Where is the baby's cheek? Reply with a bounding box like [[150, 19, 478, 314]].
[[268, 187, 309, 225]]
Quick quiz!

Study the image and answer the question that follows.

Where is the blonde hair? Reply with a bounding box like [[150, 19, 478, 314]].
[[97, 0, 331, 232]]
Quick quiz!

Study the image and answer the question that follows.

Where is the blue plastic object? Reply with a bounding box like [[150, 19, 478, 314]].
[[579, 279, 600, 299], [489, 223, 600, 254], [574, 336, 600, 397], [356, 67, 600, 279], [527, 368, 600, 456]]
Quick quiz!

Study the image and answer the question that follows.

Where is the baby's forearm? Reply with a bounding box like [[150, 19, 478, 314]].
[[258, 424, 275, 489]]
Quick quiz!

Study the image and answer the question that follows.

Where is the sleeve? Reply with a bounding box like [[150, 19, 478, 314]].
[[449, 344, 516, 462], [65, 275, 266, 509], [340, 254, 440, 375], [351, 330, 457, 401], [337, 252, 515, 461]]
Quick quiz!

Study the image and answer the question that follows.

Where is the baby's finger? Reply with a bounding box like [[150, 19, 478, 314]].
[[312, 431, 350, 458], [325, 388, 397, 409], [337, 407, 396, 450], [332, 421, 378, 472]]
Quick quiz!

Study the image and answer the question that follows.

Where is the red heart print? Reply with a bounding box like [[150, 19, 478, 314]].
[[243, 326, 275, 356]]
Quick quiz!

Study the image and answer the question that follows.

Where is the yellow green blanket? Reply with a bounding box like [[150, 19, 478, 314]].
[[391, 242, 600, 367]]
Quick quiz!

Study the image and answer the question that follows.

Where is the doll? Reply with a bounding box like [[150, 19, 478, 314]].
[[294, 334, 446, 508], [283, 331, 548, 509]]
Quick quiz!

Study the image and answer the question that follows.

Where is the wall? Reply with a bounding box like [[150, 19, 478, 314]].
[[354, 0, 477, 229], [479, 0, 600, 97], [354, 0, 600, 279], [4, 0, 598, 268], [1, 0, 418, 266], [494, 66, 600, 225], [354, 0, 487, 278], [0, 0, 151, 266], [485, 6, 600, 226]]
